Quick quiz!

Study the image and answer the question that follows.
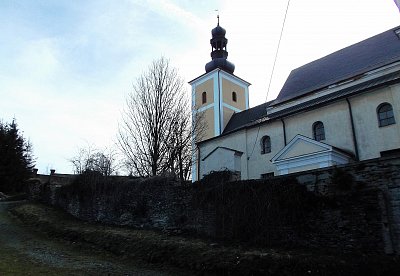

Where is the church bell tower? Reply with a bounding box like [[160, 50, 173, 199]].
[[190, 17, 251, 181]]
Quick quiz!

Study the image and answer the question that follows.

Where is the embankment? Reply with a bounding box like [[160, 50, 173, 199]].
[[11, 202, 400, 275]]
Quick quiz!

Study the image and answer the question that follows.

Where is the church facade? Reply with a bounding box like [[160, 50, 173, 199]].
[[190, 23, 400, 182]]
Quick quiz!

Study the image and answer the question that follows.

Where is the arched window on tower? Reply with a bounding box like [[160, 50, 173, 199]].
[[202, 92, 207, 104], [377, 103, 395, 127], [232, 91, 237, 102], [261, 135, 271, 154], [313, 121, 325, 141]]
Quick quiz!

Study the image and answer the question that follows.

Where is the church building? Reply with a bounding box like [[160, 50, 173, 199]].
[[190, 22, 400, 182]]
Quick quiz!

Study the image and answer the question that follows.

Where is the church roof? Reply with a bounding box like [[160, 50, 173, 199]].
[[269, 70, 400, 119], [223, 101, 273, 134], [199, 26, 400, 144], [273, 26, 400, 105], [220, 67, 400, 137]]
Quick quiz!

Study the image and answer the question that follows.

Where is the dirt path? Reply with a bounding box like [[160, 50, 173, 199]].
[[0, 201, 182, 275]]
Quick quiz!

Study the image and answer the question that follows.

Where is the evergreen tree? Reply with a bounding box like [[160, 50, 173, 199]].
[[0, 119, 35, 193]]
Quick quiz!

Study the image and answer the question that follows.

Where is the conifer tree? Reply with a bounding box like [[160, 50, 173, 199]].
[[0, 119, 34, 192]]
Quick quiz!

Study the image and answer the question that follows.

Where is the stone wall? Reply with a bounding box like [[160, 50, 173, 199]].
[[27, 156, 400, 255], [291, 156, 400, 254]]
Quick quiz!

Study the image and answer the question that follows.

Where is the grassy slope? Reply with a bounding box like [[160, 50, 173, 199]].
[[0, 245, 86, 276], [11, 202, 400, 275]]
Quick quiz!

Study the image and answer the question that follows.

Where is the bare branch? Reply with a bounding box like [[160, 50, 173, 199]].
[[117, 57, 204, 181]]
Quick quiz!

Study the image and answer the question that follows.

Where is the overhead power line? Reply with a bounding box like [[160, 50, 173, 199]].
[[248, 0, 292, 161], [265, 0, 291, 102]]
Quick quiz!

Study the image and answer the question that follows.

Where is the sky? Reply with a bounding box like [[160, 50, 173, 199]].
[[1, 0, 399, 174]]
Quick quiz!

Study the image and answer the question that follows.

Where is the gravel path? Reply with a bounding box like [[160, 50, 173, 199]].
[[0, 201, 181, 275]]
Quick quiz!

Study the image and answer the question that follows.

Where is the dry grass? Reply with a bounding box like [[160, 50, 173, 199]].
[[11, 202, 400, 275], [0, 245, 87, 275]]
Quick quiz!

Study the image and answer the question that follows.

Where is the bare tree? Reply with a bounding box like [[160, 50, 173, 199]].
[[69, 144, 96, 175], [118, 57, 202, 180], [70, 145, 118, 176], [91, 148, 119, 176], [167, 104, 205, 181]]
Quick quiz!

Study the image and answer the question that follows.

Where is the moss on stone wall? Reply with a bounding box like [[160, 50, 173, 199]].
[[27, 157, 400, 255]]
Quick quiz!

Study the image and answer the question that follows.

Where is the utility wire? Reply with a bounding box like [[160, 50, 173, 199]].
[[248, 124, 261, 160], [248, 0, 291, 160], [265, 0, 291, 102]]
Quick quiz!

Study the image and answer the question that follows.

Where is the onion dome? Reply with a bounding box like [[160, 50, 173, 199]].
[[211, 25, 226, 37], [205, 18, 235, 74]]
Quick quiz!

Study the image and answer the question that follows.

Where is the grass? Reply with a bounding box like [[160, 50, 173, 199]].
[[0, 245, 85, 276], [11, 202, 400, 275]]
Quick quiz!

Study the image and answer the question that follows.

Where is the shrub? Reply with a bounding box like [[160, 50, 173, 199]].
[[193, 175, 321, 247]]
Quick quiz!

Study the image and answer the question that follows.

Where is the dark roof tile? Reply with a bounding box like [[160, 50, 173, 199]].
[[219, 26, 400, 135], [273, 26, 400, 105], [223, 101, 273, 134]]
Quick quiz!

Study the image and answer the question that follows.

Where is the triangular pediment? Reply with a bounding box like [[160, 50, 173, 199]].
[[271, 134, 332, 162]]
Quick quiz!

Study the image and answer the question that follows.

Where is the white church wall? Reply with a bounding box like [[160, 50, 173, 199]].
[[201, 148, 237, 177], [197, 82, 400, 181], [284, 100, 355, 154], [199, 129, 247, 179], [245, 120, 284, 178], [234, 153, 241, 172], [199, 120, 285, 180], [350, 84, 400, 160]]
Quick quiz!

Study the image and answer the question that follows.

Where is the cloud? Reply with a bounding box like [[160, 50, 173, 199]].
[[16, 38, 61, 80], [147, 0, 205, 29], [1, 0, 399, 174]]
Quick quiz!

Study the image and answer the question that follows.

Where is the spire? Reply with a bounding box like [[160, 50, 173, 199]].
[[205, 16, 235, 74], [215, 9, 219, 26]]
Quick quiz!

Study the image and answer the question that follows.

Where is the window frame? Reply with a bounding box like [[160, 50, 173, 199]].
[[313, 121, 325, 141], [201, 91, 207, 104], [232, 91, 237, 102], [377, 102, 396, 127], [261, 135, 271, 154]]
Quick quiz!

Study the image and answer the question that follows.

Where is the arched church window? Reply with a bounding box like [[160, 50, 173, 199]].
[[377, 103, 395, 127], [261, 135, 271, 154], [232, 91, 237, 102], [202, 92, 207, 104], [313, 121, 325, 141]]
